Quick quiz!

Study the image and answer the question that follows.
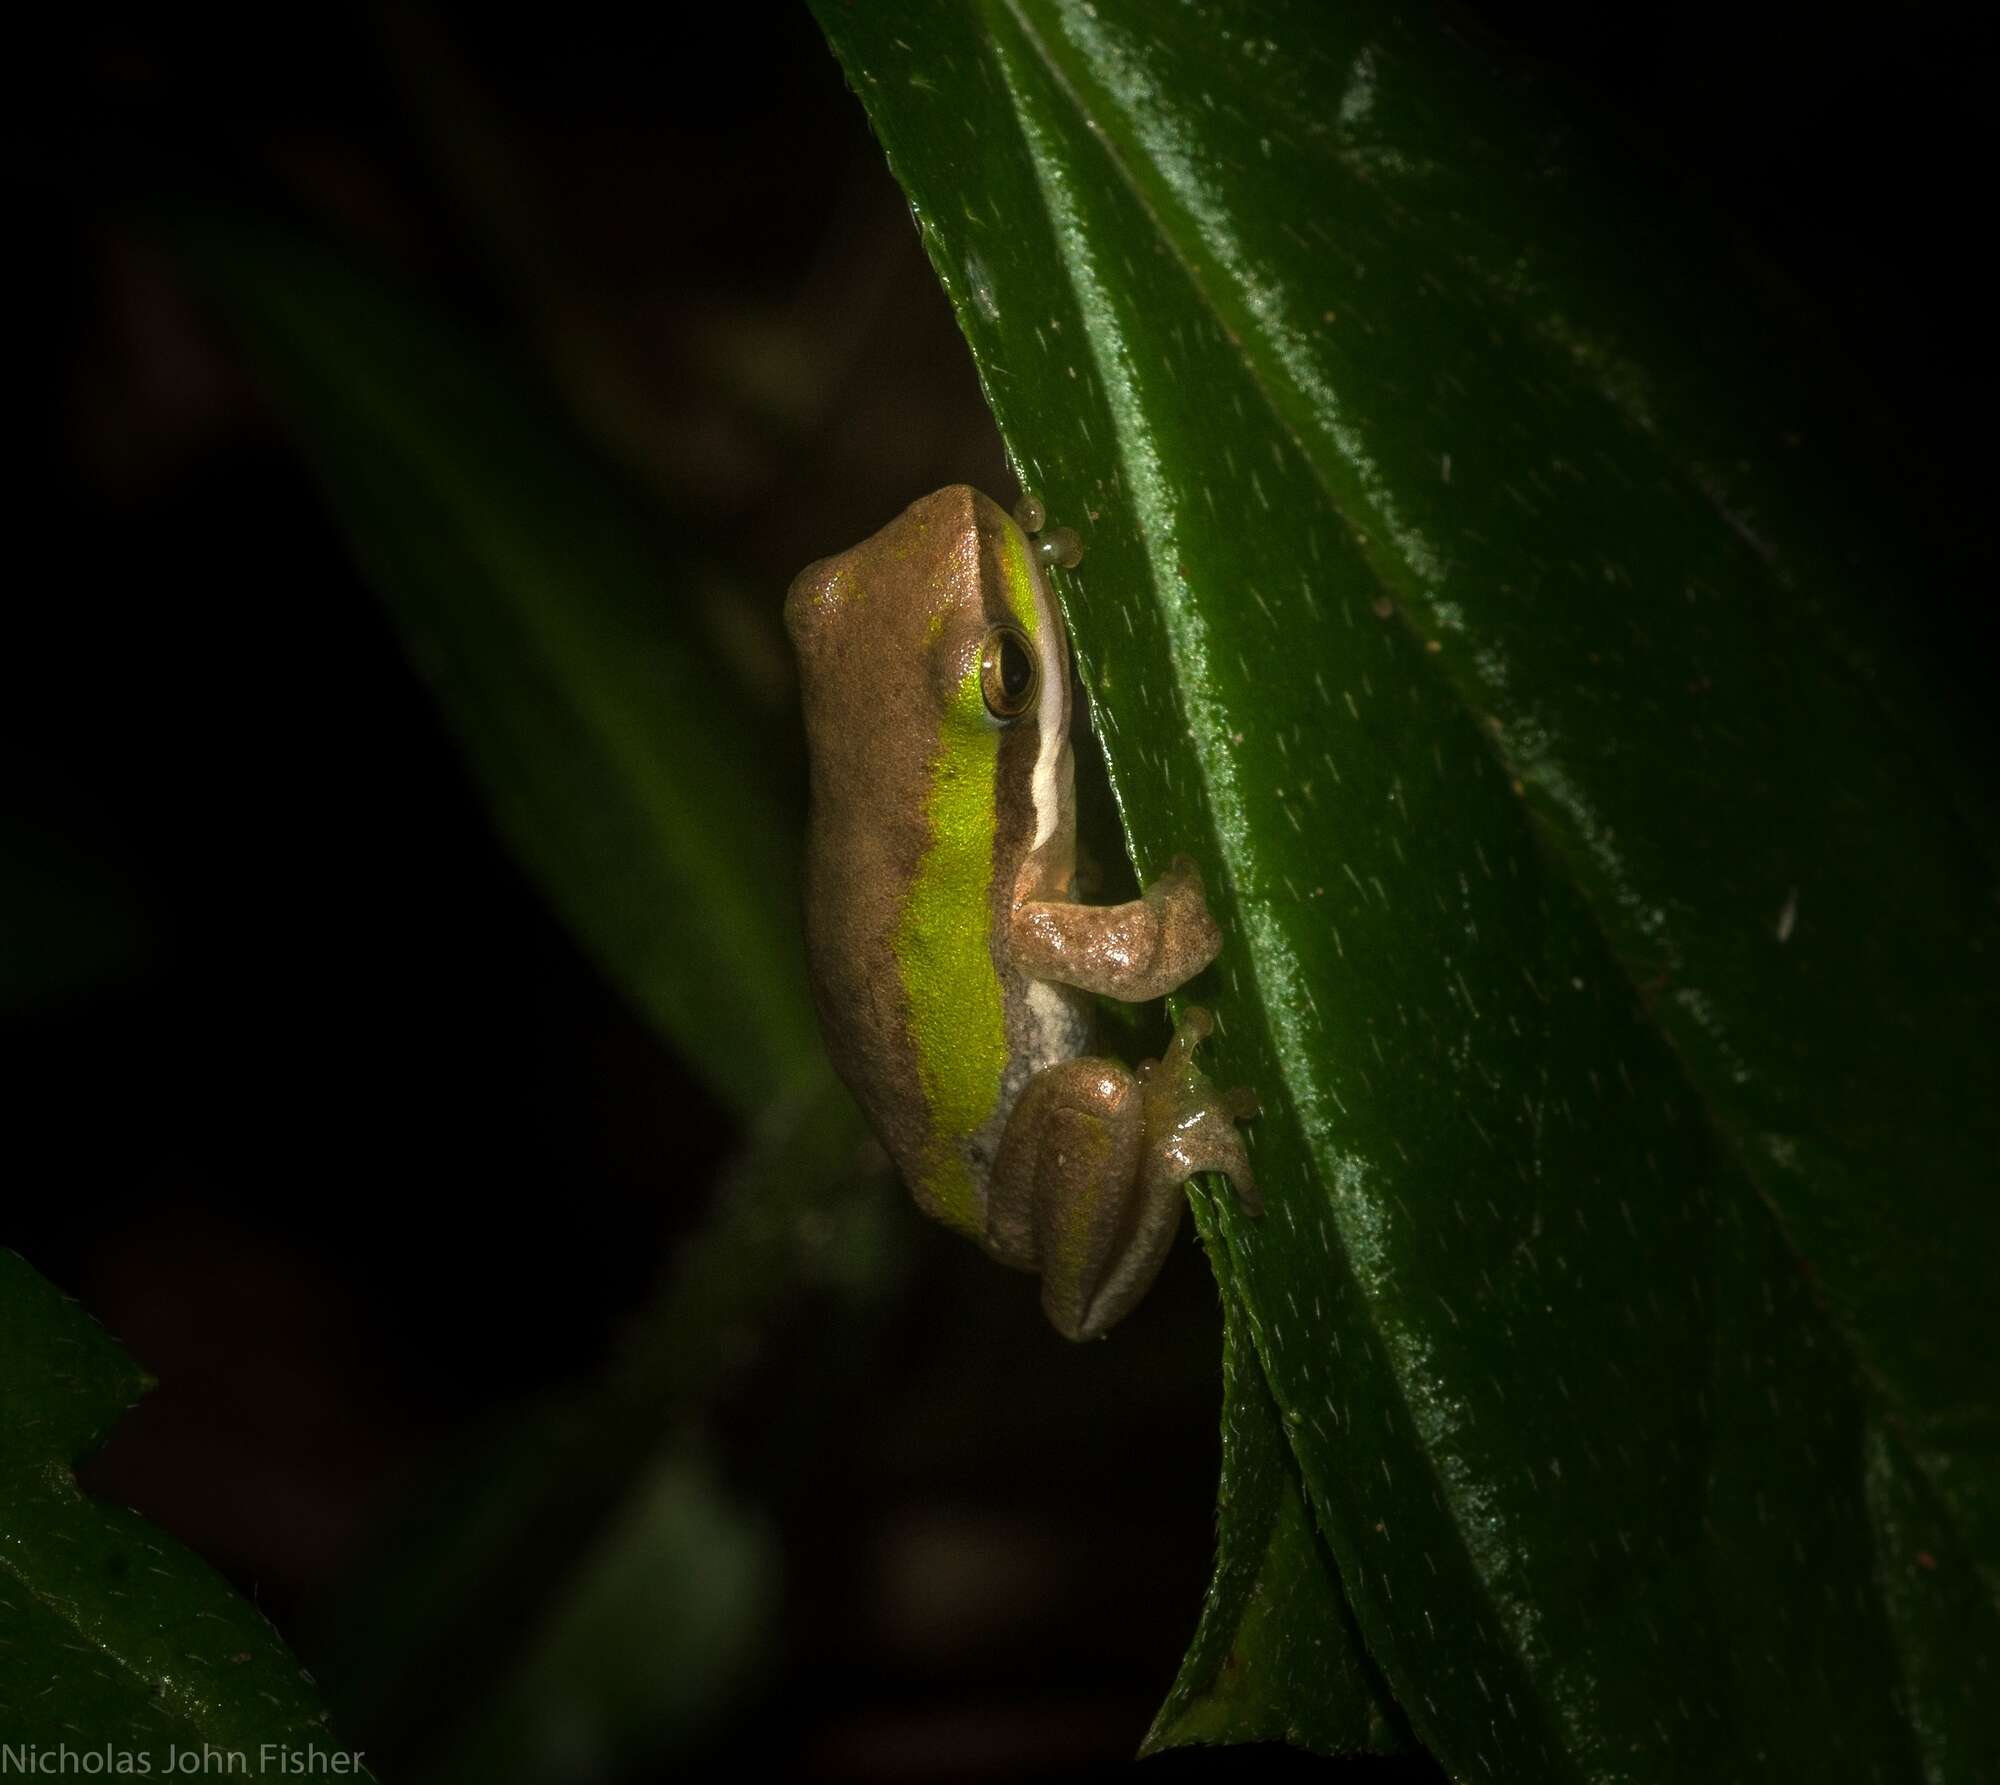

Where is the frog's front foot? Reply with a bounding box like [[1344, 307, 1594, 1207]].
[[1010, 854, 1225, 1003]]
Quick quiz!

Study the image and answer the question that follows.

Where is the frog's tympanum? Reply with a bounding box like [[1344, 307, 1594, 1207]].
[[786, 487, 1259, 1340]]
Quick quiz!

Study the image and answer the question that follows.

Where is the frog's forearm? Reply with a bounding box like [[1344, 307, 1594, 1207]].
[[1011, 860, 1222, 1002]]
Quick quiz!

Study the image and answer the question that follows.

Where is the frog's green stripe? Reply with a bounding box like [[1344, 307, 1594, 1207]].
[[998, 517, 1041, 639], [894, 656, 1006, 1234]]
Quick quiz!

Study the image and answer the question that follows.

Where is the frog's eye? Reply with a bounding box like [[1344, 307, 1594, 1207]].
[[979, 625, 1039, 722]]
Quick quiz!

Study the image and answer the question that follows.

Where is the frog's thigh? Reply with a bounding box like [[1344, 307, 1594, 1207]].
[[989, 1057, 1186, 1341]]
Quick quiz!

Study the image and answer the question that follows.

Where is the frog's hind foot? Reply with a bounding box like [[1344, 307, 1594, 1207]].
[[1139, 1005, 1262, 1217]]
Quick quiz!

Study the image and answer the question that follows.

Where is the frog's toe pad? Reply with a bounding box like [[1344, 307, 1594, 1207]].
[[1224, 1163, 1264, 1218]]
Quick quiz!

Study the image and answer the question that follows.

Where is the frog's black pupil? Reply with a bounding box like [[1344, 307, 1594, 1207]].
[[1000, 634, 1032, 701]]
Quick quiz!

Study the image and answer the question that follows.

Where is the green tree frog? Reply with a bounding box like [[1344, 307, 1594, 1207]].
[[785, 486, 1259, 1340]]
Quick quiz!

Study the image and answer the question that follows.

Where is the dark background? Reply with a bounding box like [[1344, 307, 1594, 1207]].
[[4, 2, 1990, 1779]]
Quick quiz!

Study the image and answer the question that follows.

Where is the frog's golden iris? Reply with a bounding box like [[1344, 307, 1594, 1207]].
[[979, 625, 1039, 721]]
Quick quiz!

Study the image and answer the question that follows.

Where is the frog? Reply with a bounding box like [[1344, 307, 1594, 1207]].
[[785, 485, 1260, 1341]]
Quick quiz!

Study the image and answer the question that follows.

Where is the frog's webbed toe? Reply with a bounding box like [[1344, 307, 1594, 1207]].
[[1138, 1005, 1262, 1215]]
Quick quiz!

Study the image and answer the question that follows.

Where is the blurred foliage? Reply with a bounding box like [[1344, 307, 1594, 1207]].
[[166, 205, 821, 1119], [154, 201, 910, 1781], [311, 1077, 897, 1781], [5, 67, 899, 1768]]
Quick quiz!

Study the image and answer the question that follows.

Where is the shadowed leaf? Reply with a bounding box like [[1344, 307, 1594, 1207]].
[[0, 1252, 366, 1773]]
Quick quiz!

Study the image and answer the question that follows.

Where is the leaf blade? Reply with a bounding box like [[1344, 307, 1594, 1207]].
[[814, 1, 1999, 1775], [1148, 1275, 1406, 1759], [0, 1252, 365, 1770]]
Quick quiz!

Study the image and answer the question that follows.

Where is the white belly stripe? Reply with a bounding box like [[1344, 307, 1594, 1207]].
[[1025, 977, 1090, 1072]]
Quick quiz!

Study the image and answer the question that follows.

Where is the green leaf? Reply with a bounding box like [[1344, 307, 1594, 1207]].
[[1148, 1268, 1404, 1758], [0, 1251, 364, 1772], [165, 208, 821, 1116], [813, 1, 1998, 1775]]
